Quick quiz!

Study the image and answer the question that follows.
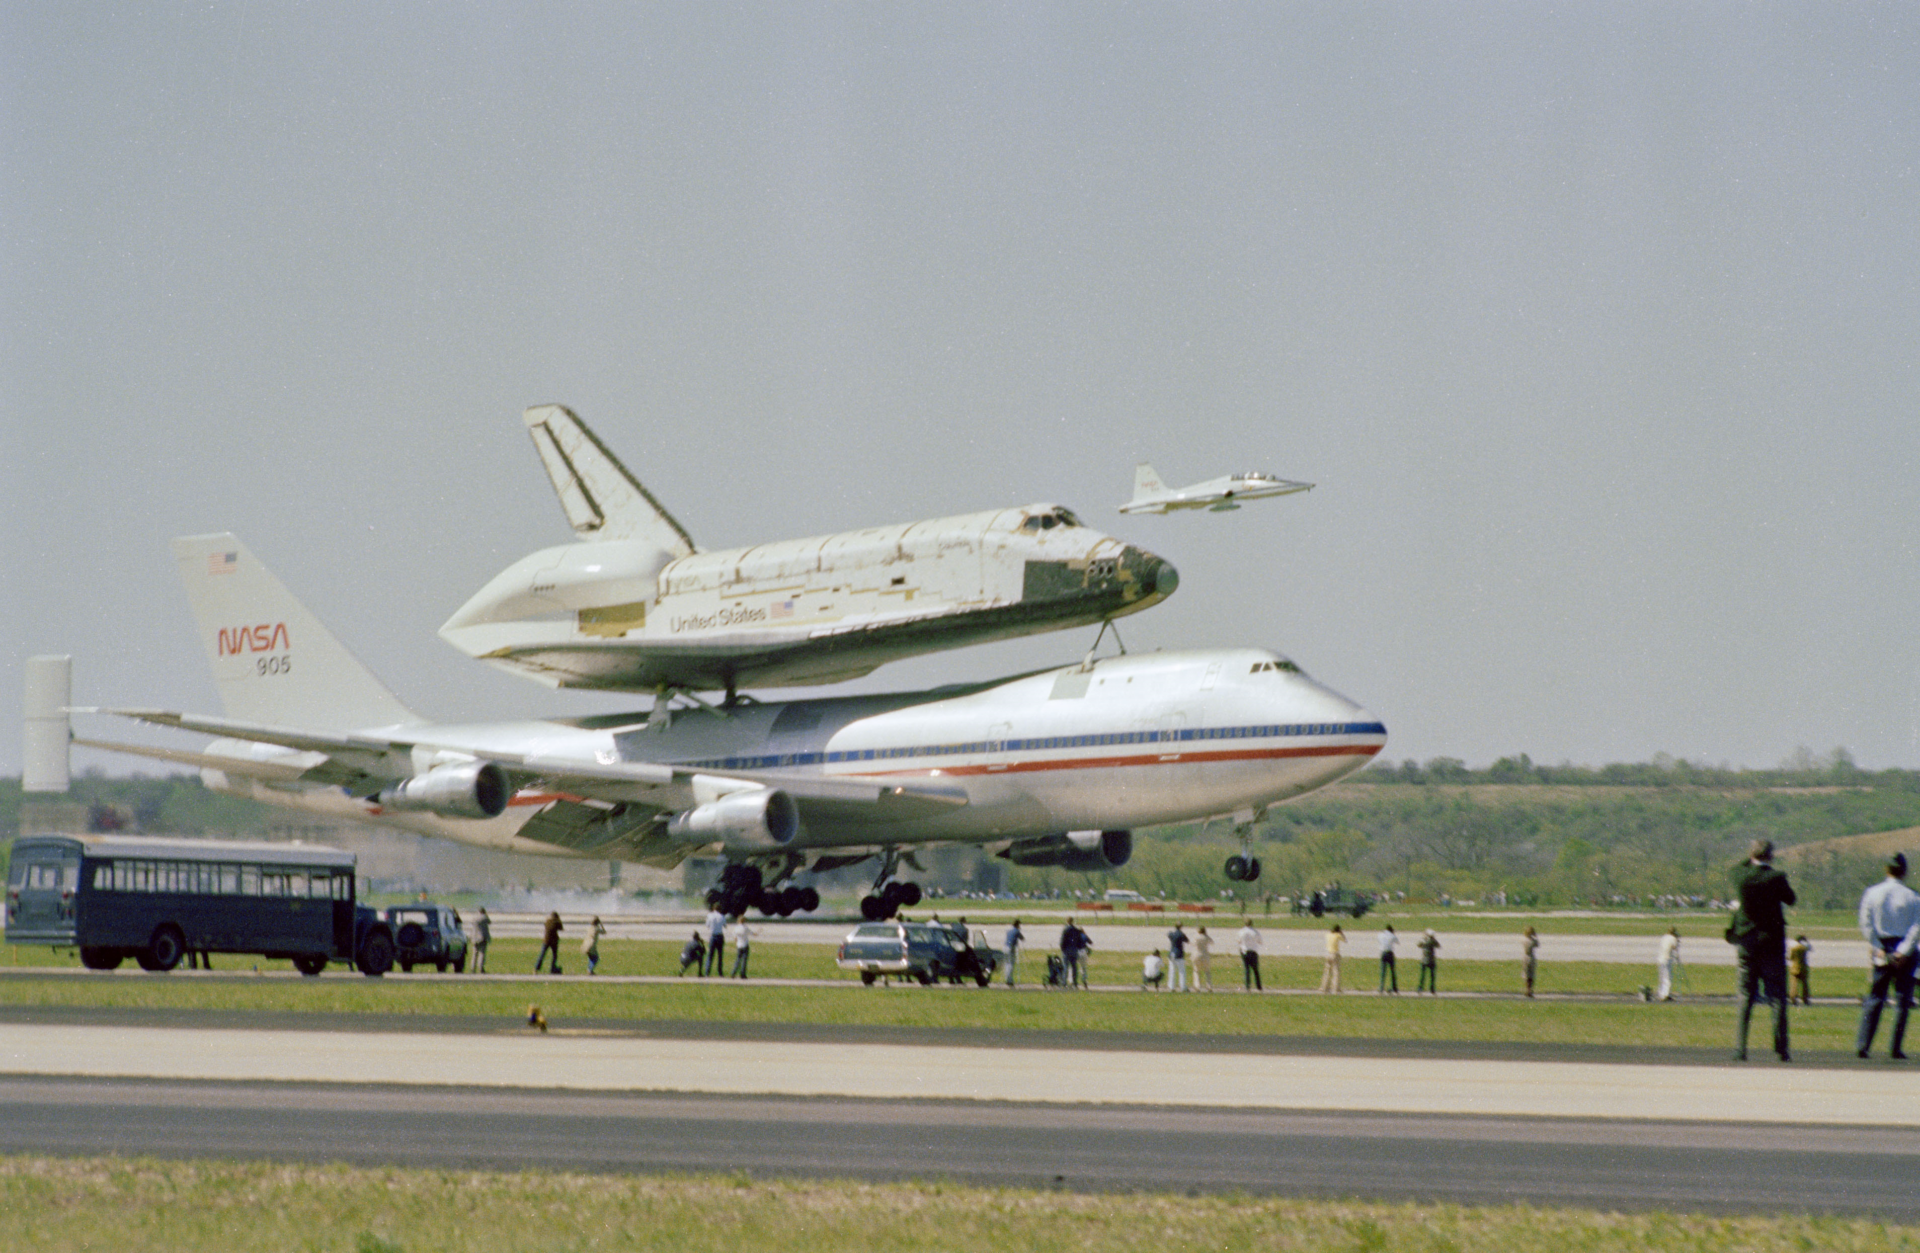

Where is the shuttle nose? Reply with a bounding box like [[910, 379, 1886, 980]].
[[1120, 546, 1178, 603]]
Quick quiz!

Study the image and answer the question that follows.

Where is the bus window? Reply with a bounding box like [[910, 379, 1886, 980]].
[[218, 865, 239, 895], [261, 872, 288, 897], [239, 866, 260, 896], [287, 872, 308, 898]]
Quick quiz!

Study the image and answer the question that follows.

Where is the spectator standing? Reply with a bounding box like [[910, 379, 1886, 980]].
[[1417, 929, 1440, 994], [1522, 926, 1539, 998], [581, 915, 606, 975], [1728, 838, 1796, 1062], [1788, 934, 1813, 1005], [1194, 926, 1215, 991], [1656, 928, 1681, 1001], [1377, 925, 1400, 994], [535, 911, 564, 974], [1855, 852, 1920, 1060], [729, 914, 753, 979], [1319, 924, 1344, 993], [1061, 920, 1091, 988], [704, 905, 727, 977], [1167, 924, 1190, 992], [1237, 918, 1263, 991], [1003, 919, 1025, 988], [472, 907, 491, 974], [1142, 949, 1166, 989]]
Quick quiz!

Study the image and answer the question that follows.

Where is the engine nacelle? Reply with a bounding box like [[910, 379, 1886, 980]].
[[667, 788, 799, 855], [376, 761, 509, 820], [999, 829, 1132, 871]]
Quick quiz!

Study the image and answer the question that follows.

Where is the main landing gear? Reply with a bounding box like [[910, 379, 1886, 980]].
[[858, 849, 924, 920], [707, 864, 820, 918], [1223, 822, 1261, 883]]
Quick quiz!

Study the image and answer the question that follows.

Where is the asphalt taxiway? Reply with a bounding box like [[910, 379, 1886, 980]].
[[2, 1008, 1917, 1216]]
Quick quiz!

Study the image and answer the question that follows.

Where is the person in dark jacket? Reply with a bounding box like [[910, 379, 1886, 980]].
[[1728, 839, 1796, 1061], [535, 910, 564, 974]]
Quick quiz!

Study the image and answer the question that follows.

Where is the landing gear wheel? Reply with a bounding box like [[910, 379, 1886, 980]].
[[860, 895, 886, 921], [897, 882, 923, 907], [1244, 857, 1262, 882], [137, 925, 185, 973], [293, 954, 328, 976], [797, 887, 820, 913], [1224, 855, 1248, 882]]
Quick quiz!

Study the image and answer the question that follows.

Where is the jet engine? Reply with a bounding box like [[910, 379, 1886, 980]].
[[375, 761, 510, 820], [998, 829, 1132, 871], [667, 788, 799, 855]]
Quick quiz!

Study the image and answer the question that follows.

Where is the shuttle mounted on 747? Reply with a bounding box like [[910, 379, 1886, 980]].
[[56, 532, 1386, 921], [439, 406, 1180, 700]]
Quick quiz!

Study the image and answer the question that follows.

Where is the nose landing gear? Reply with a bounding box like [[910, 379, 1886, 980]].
[[1223, 822, 1261, 882]]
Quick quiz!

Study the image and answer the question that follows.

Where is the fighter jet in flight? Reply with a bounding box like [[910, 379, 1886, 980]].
[[439, 406, 1179, 701], [1119, 462, 1313, 514]]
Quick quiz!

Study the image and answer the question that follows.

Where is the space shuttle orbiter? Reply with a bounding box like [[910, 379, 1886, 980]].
[[440, 406, 1179, 698]]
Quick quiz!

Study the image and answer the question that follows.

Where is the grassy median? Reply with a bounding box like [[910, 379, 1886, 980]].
[[3, 1156, 1915, 1253]]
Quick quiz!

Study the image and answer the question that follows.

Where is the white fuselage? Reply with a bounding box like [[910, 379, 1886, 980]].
[[204, 648, 1384, 860]]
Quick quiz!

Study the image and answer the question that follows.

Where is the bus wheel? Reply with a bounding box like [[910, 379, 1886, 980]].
[[293, 954, 328, 977], [80, 947, 124, 971], [356, 929, 395, 977], [138, 925, 185, 973]]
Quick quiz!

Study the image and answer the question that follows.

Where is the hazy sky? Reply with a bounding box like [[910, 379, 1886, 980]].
[[4, 3, 1917, 777]]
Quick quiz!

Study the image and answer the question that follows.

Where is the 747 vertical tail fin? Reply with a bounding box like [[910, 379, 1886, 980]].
[[171, 534, 420, 731]]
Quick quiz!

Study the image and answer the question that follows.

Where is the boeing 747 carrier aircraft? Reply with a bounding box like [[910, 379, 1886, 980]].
[[62, 534, 1385, 918]]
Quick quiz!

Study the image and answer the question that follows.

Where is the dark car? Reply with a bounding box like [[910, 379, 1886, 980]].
[[836, 921, 1001, 987], [383, 904, 470, 973]]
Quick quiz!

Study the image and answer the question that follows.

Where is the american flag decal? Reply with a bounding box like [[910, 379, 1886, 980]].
[[209, 552, 238, 576], [770, 598, 795, 620]]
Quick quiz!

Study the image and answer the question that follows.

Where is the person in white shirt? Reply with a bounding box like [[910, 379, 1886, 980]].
[[728, 914, 752, 979], [1856, 852, 1920, 1059], [1656, 928, 1681, 1001], [704, 907, 727, 977], [1237, 920, 1262, 991], [1142, 949, 1166, 989], [1193, 926, 1215, 991], [1377, 925, 1399, 994]]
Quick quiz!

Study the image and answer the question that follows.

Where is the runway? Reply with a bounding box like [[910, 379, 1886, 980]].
[[2, 1014, 1918, 1216], [2, 1075, 1916, 1217]]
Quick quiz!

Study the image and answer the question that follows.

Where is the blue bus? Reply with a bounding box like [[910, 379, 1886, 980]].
[[5, 834, 395, 976]]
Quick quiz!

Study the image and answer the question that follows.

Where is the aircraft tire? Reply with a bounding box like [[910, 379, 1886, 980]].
[[898, 882, 923, 907], [1224, 855, 1248, 882], [859, 895, 885, 921], [1245, 857, 1262, 882], [797, 887, 821, 913]]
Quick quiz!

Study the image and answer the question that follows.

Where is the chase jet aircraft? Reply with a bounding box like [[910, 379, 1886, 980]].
[[64, 534, 1385, 920], [1120, 463, 1313, 514], [440, 406, 1178, 699]]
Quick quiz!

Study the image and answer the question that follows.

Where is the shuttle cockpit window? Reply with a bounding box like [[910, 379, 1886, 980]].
[[1020, 508, 1084, 532], [1250, 658, 1302, 675]]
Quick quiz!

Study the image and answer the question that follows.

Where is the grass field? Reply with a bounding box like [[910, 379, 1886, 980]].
[[0, 937, 1874, 1052], [2, 1156, 1914, 1253]]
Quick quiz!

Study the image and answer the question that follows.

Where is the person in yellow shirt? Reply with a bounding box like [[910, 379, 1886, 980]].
[[1319, 924, 1345, 993]]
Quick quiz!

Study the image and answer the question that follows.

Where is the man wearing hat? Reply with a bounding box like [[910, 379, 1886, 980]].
[[1728, 838, 1796, 1062], [1856, 852, 1920, 1060]]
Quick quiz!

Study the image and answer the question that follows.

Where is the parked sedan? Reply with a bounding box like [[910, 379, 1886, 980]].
[[836, 921, 1000, 987], [383, 904, 469, 973]]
